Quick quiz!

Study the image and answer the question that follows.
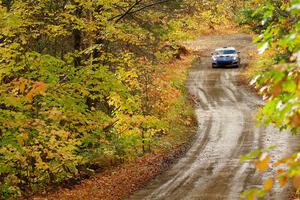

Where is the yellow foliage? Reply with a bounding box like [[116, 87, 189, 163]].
[[263, 178, 274, 192]]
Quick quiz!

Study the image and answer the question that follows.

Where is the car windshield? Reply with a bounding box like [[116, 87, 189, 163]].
[[215, 49, 236, 55]]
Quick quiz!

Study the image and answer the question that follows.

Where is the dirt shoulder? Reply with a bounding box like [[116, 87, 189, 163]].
[[37, 140, 193, 200]]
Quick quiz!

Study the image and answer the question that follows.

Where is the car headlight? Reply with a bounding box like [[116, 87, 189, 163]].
[[233, 56, 238, 61], [212, 56, 217, 61]]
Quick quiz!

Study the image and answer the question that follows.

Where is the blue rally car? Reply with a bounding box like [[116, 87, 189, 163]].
[[211, 47, 241, 68]]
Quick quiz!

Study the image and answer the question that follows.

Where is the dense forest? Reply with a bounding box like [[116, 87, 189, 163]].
[[1, 0, 300, 199], [0, 0, 247, 198]]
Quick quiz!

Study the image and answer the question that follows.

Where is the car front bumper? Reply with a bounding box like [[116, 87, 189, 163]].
[[212, 60, 239, 67]]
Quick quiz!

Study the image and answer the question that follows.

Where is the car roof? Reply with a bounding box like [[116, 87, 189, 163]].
[[215, 47, 236, 51]]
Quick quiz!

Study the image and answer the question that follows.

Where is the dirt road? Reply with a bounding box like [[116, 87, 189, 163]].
[[127, 34, 300, 200]]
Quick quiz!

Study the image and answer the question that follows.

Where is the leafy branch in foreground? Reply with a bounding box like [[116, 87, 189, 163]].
[[239, 0, 300, 199], [249, 0, 300, 134], [241, 149, 300, 200]]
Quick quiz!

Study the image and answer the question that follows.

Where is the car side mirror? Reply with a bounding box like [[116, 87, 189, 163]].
[[211, 53, 214, 56], [237, 51, 241, 54]]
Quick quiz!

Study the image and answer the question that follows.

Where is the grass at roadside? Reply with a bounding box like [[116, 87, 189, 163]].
[[34, 54, 198, 200]]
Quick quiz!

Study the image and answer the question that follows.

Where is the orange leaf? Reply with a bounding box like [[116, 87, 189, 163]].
[[277, 170, 288, 188], [279, 177, 287, 188], [272, 83, 282, 97], [273, 158, 289, 167], [277, 169, 285, 175], [26, 82, 47, 100], [264, 178, 274, 192], [293, 175, 300, 190], [290, 113, 300, 127], [277, 169, 288, 188], [255, 153, 270, 172]]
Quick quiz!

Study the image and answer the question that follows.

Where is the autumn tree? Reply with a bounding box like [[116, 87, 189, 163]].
[[0, 0, 203, 198]]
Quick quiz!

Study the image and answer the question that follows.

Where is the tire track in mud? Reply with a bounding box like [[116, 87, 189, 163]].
[[127, 34, 300, 200]]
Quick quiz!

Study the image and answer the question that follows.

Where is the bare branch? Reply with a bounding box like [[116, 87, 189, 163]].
[[109, 0, 143, 22], [124, 0, 170, 17], [110, 0, 171, 23]]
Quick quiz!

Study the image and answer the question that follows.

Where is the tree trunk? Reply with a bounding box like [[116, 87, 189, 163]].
[[73, 5, 82, 67], [2, 0, 13, 11]]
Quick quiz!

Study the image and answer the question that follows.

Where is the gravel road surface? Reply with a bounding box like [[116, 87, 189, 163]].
[[127, 34, 300, 200]]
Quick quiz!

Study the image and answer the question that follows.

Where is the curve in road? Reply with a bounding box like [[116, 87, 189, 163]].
[[127, 34, 300, 200]]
